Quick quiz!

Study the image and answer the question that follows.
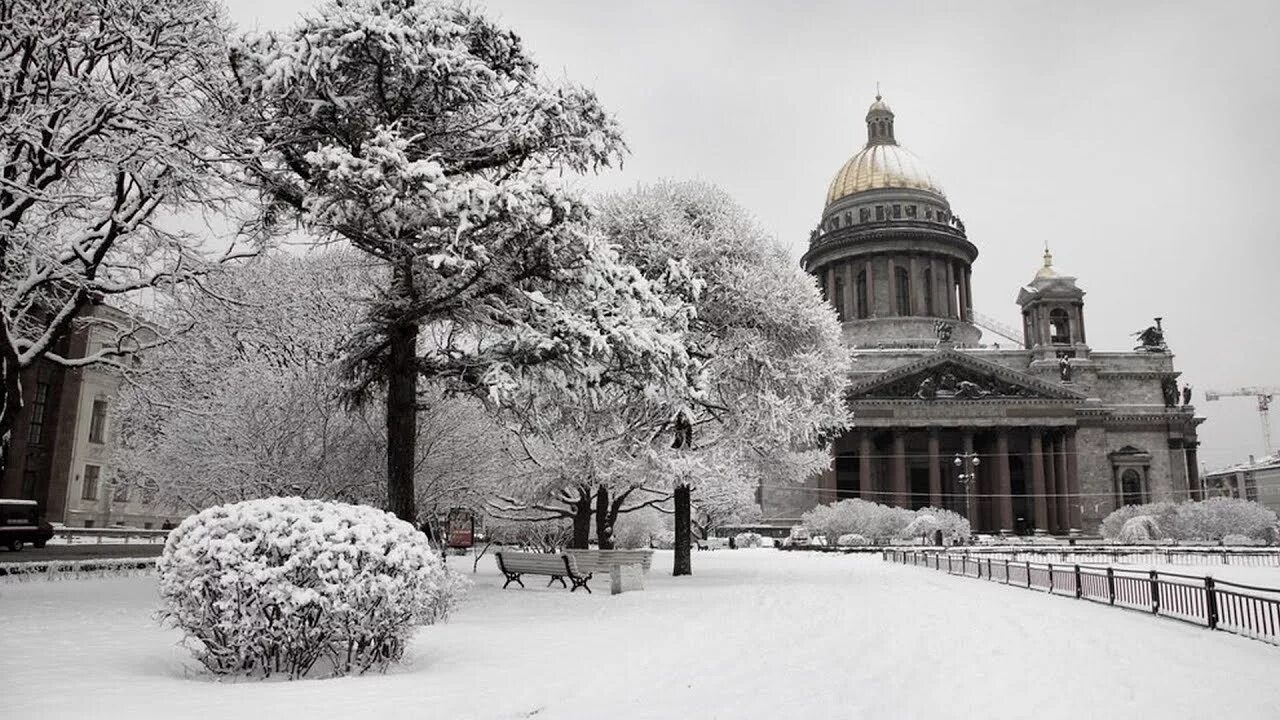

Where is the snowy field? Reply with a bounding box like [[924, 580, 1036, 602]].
[[4, 550, 1280, 720]]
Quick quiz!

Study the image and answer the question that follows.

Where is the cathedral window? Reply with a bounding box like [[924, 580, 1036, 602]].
[[856, 270, 869, 319], [905, 205, 917, 219], [1049, 308, 1071, 344], [844, 211, 852, 226], [833, 276, 846, 321], [895, 267, 911, 315], [875, 205, 886, 221], [859, 207, 870, 223], [1120, 469, 1144, 506], [892, 204, 902, 218]]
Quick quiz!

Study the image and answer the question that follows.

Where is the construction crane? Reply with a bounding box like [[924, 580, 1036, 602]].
[[1205, 387, 1279, 457], [971, 310, 1024, 346]]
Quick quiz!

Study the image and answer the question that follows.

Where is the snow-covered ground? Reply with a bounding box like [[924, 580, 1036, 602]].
[[4, 549, 1279, 720]]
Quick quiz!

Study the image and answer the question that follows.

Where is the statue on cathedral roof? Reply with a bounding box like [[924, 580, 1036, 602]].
[[1133, 317, 1168, 352]]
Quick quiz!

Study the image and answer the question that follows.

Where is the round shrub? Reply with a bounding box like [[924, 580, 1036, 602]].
[[734, 532, 764, 548], [1117, 515, 1162, 544], [158, 498, 464, 679], [836, 533, 869, 547]]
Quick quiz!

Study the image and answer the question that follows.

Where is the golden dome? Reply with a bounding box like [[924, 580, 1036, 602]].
[[825, 143, 945, 205]]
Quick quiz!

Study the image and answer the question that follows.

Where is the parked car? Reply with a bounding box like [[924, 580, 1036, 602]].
[[0, 499, 54, 551]]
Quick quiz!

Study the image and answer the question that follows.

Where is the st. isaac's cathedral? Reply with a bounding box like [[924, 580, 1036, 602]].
[[762, 94, 1203, 535]]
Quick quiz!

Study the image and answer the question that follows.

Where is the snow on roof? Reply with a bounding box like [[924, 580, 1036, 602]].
[[0, 498, 38, 505], [1205, 454, 1280, 475]]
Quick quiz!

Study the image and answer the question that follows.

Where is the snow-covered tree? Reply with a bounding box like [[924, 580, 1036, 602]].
[[229, 0, 697, 526], [1117, 515, 1162, 544], [0, 0, 251, 446], [1099, 498, 1277, 543], [594, 181, 852, 575]]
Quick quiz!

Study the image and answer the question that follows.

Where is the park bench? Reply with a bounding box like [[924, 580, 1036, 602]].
[[565, 548, 654, 575], [696, 537, 730, 551], [494, 551, 592, 593]]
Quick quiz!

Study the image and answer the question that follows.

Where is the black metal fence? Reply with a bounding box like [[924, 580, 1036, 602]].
[[944, 547, 1280, 567], [883, 549, 1280, 646]]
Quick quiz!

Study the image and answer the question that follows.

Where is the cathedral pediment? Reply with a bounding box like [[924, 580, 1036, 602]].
[[849, 350, 1087, 402]]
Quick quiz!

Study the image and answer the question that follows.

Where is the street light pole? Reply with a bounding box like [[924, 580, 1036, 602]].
[[954, 452, 980, 532]]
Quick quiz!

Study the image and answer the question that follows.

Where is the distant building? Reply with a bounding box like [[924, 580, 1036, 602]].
[[1202, 456, 1280, 515], [0, 303, 177, 528], [762, 94, 1204, 534]]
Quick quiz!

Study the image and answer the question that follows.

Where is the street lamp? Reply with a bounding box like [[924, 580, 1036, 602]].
[[953, 452, 980, 531]]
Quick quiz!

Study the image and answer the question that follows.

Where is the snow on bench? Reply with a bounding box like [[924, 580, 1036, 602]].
[[494, 551, 592, 593], [565, 549, 654, 575], [697, 537, 730, 551]]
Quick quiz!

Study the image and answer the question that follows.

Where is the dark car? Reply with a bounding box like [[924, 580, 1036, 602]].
[[0, 499, 54, 551]]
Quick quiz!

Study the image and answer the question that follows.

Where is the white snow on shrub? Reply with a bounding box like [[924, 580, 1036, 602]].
[[1117, 515, 1162, 544], [157, 497, 466, 679], [836, 533, 869, 547], [734, 532, 763, 548]]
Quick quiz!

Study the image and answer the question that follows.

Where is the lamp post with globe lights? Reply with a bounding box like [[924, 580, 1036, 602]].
[[954, 452, 980, 530]]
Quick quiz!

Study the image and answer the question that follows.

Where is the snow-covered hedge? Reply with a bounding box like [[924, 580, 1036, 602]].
[[158, 498, 465, 679], [1117, 515, 1162, 544], [1101, 498, 1278, 543], [801, 499, 971, 545], [734, 532, 764, 549], [836, 533, 869, 547]]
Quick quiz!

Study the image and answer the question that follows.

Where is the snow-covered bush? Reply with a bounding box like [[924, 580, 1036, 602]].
[[801, 499, 969, 545], [1117, 515, 1162, 544], [651, 530, 676, 550], [836, 533, 869, 547], [902, 515, 940, 542], [1221, 534, 1262, 546], [735, 532, 764, 549], [612, 508, 666, 549], [158, 498, 465, 679], [1101, 498, 1277, 543]]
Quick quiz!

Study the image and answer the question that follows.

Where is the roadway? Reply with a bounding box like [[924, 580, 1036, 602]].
[[0, 543, 164, 563]]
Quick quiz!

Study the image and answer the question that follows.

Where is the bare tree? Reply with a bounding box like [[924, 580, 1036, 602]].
[[0, 0, 251, 447]]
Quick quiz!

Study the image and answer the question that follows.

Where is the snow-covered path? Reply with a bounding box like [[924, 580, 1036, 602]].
[[3, 550, 1278, 720]]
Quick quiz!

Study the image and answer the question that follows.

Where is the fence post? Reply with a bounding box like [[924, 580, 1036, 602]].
[[1048, 563, 1054, 593], [1005, 559, 1011, 585], [1073, 564, 1082, 599], [1204, 577, 1218, 630], [1026, 561, 1032, 589], [1149, 569, 1161, 615], [1106, 567, 1115, 605], [986, 558, 992, 581], [976, 557, 982, 579], [947, 554, 953, 573]]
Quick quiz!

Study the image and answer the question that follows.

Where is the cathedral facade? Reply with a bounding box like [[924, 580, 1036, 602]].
[[763, 95, 1203, 534]]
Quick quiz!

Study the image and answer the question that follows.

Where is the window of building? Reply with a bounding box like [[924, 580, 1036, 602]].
[[855, 270, 869, 319], [1049, 308, 1072, 344], [892, 204, 902, 219], [144, 522, 154, 530], [833, 276, 846, 321], [923, 268, 934, 316], [905, 205, 917, 219], [859, 207, 871, 223], [844, 212, 852, 226], [875, 206, 886, 222], [27, 381, 50, 445], [925, 208, 934, 220], [1120, 469, 1143, 506], [84, 519, 95, 529], [895, 267, 911, 315], [21, 470, 38, 500], [88, 399, 108, 444], [82, 465, 100, 501]]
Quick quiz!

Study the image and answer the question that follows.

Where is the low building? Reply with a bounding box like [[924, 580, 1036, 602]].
[[0, 303, 178, 528], [1202, 456, 1280, 515]]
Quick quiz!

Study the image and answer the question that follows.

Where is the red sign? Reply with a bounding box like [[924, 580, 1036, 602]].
[[446, 508, 474, 548]]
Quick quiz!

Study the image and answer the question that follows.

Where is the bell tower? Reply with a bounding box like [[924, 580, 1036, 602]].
[[1016, 247, 1089, 361]]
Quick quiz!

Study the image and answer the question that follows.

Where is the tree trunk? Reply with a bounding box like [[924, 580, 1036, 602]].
[[673, 483, 692, 576], [0, 322, 26, 461], [569, 489, 592, 549], [595, 485, 614, 550], [385, 267, 420, 525]]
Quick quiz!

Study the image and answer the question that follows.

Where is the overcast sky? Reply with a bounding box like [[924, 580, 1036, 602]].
[[222, 0, 1280, 469]]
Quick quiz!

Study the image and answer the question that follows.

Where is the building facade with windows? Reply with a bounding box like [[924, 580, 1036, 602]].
[[1202, 456, 1280, 516], [760, 95, 1203, 534], [0, 303, 176, 528]]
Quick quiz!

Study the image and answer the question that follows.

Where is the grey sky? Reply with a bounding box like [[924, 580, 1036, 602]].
[[222, 0, 1280, 469]]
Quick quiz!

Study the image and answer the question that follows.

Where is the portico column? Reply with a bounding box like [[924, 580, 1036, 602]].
[[1029, 431, 1048, 531], [1044, 431, 1059, 533], [928, 429, 942, 508], [962, 266, 973, 321], [944, 261, 955, 318], [892, 430, 908, 508], [859, 432, 874, 500], [1065, 431, 1081, 531], [887, 258, 898, 317], [908, 255, 920, 316], [995, 429, 1013, 532], [865, 259, 876, 319], [1053, 433, 1069, 532], [1186, 442, 1202, 501]]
